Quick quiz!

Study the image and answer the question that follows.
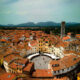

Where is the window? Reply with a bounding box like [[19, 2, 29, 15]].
[[71, 66, 73, 68], [58, 70, 59, 73], [67, 68, 69, 70], [52, 64, 59, 67], [19, 69, 21, 71], [73, 58, 77, 61], [8, 75, 11, 78], [17, 67, 18, 70], [54, 71, 56, 73], [62, 69, 64, 71], [45, 41, 48, 43]]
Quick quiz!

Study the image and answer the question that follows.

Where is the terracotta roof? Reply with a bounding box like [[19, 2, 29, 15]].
[[67, 32, 71, 35], [32, 69, 53, 77], [63, 50, 76, 54], [62, 36, 70, 40], [9, 61, 23, 69], [0, 39, 7, 42], [4, 54, 21, 63], [0, 73, 16, 80], [30, 40, 38, 47], [76, 34, 80, 39], [14, 58, 29, 64], [23, 62, 34, 72], [50, 54, 80, 71], [9, 58, 29, 69], [53, 77, 70, 80]]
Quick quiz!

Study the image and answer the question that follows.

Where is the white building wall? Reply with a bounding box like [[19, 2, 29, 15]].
[[3, 61, 9, 72], [52, 64, 78, 75]]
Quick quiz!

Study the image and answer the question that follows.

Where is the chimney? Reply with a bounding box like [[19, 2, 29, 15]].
[[61, 21, 66, 38]]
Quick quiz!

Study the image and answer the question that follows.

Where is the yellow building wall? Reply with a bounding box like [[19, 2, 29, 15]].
[[38, 39, 51, 53], [0, 58, 3, 66], [77, 77, 80, 80], [77, 73, 80, 80]]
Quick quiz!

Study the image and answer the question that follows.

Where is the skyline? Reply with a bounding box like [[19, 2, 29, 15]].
[[0, 0, 80, 25]]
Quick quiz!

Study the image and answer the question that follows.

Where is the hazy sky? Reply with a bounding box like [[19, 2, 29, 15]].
[[0, 0, 80, 24]]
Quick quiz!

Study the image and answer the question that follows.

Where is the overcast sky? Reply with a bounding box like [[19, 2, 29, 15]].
[[0, 0, 80, 25]]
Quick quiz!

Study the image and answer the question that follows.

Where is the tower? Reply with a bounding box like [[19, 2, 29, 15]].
[[61, 21, 66, 38]]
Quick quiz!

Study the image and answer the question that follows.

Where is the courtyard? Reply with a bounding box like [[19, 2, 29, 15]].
[[31, 55, 52, 69]]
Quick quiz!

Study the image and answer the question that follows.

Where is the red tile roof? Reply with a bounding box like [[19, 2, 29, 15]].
[[9, 58, 29, 69], [4, 54, 21, 63], [76, 34, 80, 39], [23, 62, 34, 72], [0, 73, 16, 80], [32, 69, 53, 77], [62, 36, 70, 40], [30, 40, 38, 47], [50, 54, 80, 71]]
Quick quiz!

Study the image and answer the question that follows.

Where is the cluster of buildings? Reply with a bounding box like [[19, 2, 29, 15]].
[[0, 22, 80, 80], [3, 53, 34, 74]]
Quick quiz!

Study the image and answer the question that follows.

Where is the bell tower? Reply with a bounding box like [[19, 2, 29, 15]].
[[61, 21, 66, 38]]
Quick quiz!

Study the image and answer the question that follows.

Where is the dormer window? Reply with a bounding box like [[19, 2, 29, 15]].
[[45, 41, 48, 43], [62, 69, 64, 71], [52, 64, 59, 67], [73, 58, 77, 61], [54, 71, 56, 73], [56, 58, 60, 60], [71, 66, 73, 68], [8, 75, 11, 78]]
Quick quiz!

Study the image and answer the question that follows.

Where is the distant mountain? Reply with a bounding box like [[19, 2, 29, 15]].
[[36, 21, 60, 27], [16, 22, 36, 27], [0, 24, 3, 26], [7, 24, 14, 26], [0, 21, 80, 27], [15, 21, 60, 27], [66, 22, 80, 27]]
